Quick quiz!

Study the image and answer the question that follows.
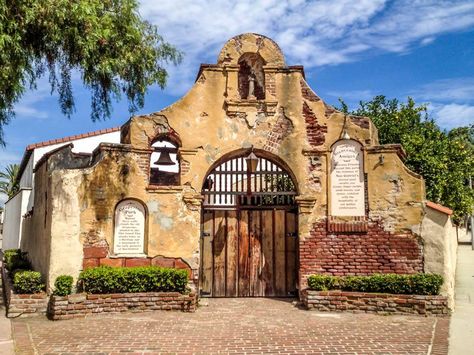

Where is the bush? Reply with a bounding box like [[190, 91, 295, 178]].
[[3, 249, 31, 273], [53, 275, 74, 296], [307, 273, 443, 295], [13, 270, 45, 294], [307, 275, 339, 291], [78, 266, 189, 294]]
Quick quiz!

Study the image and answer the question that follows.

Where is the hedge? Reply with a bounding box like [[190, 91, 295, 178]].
[[3, 249, 31, 273], [78, 266, 189, 294], [13, 270, 45, 294], [54, 275, 74, 296], [307, 273, 443, 295]]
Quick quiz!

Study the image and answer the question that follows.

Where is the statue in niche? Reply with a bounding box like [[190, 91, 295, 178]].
[[248, 71, 256, 100], [238, 53, 265, 100]]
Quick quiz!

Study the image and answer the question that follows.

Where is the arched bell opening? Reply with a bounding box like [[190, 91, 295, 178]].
[[149, 135, 180, 186], [200, 150, 299, 298], [238, 53, 266, 100]]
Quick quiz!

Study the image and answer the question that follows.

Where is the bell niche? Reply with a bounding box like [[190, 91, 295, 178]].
[[238, 53, 266, 100]]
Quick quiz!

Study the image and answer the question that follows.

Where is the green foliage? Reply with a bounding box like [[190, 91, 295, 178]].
[[0, 0, 182, 145], [13, 270, 45, 294], [307, 273, 444, 295], [3, 248, 31, 273], [339, 96, 474, 222], [0, 163, 19, 198], [307, 274, 339, 291], [78, 266, 189, 294], [53, 275, 74, 296]]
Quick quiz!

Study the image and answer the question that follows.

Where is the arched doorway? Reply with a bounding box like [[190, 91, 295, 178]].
[[200, 151, 298, 297]]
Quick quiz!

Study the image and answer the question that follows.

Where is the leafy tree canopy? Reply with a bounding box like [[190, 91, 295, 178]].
[[339, 95, 474, 223], [0, 0, 182, 145]]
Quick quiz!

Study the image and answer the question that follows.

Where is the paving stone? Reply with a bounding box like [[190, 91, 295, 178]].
[[11, 298, 449, 354]]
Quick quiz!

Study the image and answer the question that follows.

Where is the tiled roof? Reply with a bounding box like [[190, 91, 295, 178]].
[[16, 126, 121, 186], [26, 127, 120, 151], [426, 201, 453, 215]]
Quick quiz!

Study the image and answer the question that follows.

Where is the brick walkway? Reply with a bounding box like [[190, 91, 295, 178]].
[[11, 298, 449, 354]]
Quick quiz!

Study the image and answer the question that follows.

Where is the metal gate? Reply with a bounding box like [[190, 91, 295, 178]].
[[200, 152, 298, 297]]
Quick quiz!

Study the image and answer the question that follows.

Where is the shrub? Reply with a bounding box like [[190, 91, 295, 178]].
[[307, 274, 338, 291], [78, 266, 189, 294], [53, 275, 74, 296], [307, 273, 443, 295], [3, 249, 31, 273], [13, 270, 45, 294]]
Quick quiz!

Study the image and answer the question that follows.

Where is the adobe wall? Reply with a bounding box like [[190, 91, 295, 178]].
[[421, 204, 457, 308], [23, 33, 427, 293]]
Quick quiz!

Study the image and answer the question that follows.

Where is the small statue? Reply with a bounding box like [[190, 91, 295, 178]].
[[248, 72, 256, 100]]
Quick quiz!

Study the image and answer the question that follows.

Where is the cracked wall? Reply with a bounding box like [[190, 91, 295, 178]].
[[21, 33, 429, 294]]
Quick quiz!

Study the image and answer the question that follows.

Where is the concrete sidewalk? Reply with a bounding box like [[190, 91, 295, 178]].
[[449, 244, 474, 354], [0, 258, 14, 355]]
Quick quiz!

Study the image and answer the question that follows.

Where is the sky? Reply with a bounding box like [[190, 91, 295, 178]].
[[2, 0, 474, 176]]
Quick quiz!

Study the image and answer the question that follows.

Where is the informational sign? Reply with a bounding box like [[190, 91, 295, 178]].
[[330, 140, 365, 216], [113, 200, 146, 255]]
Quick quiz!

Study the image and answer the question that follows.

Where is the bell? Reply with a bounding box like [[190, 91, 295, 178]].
[[154, 150, 175, 165]]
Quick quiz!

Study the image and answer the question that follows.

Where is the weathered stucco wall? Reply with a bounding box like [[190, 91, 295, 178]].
[[21, 33, 431, 295], [20, 163, 53, 288], [422, 203, 457, 309]]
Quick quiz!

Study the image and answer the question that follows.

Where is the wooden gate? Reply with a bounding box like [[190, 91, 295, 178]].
[[200, 153, 298, 297]]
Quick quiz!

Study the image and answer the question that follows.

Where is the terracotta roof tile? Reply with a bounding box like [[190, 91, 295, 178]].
[[426, 201, 453, 215], [26, 126, 121, 151]]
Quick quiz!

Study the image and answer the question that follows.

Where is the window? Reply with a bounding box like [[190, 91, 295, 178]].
[[149, 139, 180, 185]]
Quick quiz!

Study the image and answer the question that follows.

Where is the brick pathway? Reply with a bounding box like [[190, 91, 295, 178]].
[[11, 298, 449, 354]]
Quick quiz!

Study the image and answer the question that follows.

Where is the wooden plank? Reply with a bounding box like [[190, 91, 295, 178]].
[[213, 210, 226, 297], [238, 210, 250, 296], [261, 210, 274, 296], [200, 210, 213, 296], [274, 209, 286, 296], [286, 211, 297, 296], [249, 210, 262, 296], [226, 210, 238, 297]]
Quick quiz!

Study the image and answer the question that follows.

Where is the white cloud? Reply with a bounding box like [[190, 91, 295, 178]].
[[326, 89, 375, 102], [429, 103, 474, 130], [0, 150, 22, 169], [140, 0, 474, 94], [14, 78, 51, 120], [413, 78, 474, 103]]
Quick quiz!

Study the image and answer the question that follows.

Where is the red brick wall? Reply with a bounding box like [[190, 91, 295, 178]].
[[50, 292, 197, 320], [302, 102, 327, 147], [299, 220, 423, 287], [301, 290, 448, 316]]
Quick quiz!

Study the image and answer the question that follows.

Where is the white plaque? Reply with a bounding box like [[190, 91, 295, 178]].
[[113, 200, 146, 255], [330, 140, 365, 216]]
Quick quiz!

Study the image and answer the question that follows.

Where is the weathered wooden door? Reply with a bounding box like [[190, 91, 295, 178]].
[[200, 208, 298, 297], [200, 153, 298, 297]]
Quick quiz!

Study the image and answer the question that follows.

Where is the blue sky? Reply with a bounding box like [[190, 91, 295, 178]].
[[2, 0, 474, 172]]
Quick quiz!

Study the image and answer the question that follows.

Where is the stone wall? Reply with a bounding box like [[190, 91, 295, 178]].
[[49, 292, 197, 320], [299, 220, 423, 287], [301, 289, 449, 316], [2, 267, 48, 318]]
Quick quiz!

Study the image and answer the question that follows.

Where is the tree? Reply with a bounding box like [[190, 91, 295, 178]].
[[0, 0, 182, 145], [0, 163, 20, 199], [339, 95, 474, 223]]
